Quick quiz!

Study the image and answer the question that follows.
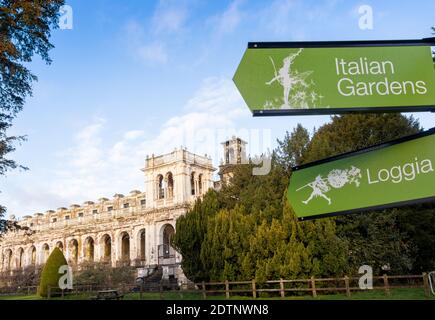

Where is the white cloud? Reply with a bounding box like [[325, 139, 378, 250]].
[[134, 77, 248, 158], [137, 41, 168, 64], [211, 0, 244, 35], [186, 77, 245, 115], [256, 0, 340, 39], [260, 0, 297, 36], [124, 20, 168, 64], [124, 130, 146, 140], [125, 20, 145, 41], [123, 0, 191, 64], [2, 182, 71, 217], [64, 118, 105, 169], [151, 0, 189, 34]]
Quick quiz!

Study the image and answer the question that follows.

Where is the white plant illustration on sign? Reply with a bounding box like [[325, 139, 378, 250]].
[[297, 166, 362, 205], [264, 48, 324, 109]]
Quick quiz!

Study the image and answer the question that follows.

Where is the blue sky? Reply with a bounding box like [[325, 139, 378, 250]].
[[2, 0, 435, 218]]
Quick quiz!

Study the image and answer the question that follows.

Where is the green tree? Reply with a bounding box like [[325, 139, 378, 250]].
[[172, 190, 220, 281], [200, 205, 255, 281], [249, 198, 348, 282], [217, 163, 289, 223], [0, 0, 64, 232], [37, 247, 68, 297], [304, 113, 420, 163], [275, 124, 310, 174], [174, 113, 431, 281], [396, 203, 435, 272], [337, 210, 415, 274]]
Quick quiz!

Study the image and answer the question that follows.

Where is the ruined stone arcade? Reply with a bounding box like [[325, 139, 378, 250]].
[[0, 148, 216, 280]]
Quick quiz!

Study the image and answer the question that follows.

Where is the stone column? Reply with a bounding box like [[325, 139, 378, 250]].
[[129, 229, 136, 266], [150, 224, 158, 266], [131, 228, 138, 263], [113, 232, 119, 267], [0, 250, 3, 272], [94, 238, 100, 263], [145, 224, 152, 267], [64, 240, 68, 262], [36, 243, 42, 266], [65, 238, 71, 264], [23, 247, 29, 268], [78, 236, 85, 265]]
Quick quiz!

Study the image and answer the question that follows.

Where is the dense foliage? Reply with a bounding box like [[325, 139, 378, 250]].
[[74, 262, 137, 287], [173, 114, 435, 281], [0, 265, 42, 288]]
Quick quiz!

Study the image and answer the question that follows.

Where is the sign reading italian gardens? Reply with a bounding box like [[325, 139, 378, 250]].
[[233, 40, 435, 115], [287, 129, 435, 220]]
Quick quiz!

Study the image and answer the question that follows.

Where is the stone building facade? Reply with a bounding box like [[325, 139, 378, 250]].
[[0, 148, 217, 282]]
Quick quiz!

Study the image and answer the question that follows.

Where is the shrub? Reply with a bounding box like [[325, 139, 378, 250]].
[[109, 265, 136, 286], [75, 262, 111, 286], [37, 247, 68, 297], [74, 262, 136, 288]]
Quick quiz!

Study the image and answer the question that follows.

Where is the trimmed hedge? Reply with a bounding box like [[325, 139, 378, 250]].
[[37, 247, 68, 297]]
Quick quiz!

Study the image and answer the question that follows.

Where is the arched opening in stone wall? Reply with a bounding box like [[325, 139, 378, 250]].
[[162, 224, 175, 247], [5, 249, 12, 270], [69, 239, 79, 265], [157, 174, 165, 199], [85, 237, 94, 262], [158, 224, 175, 261], [101, 234, 111, 263], [120, 232, 130, 262], [42, 243, 50, 263], [138, 229, 146, 261], [198, 174, 203, 195], [228, 147, 235, 164], [30, 246, 36, 266], [56, 241, 64, 252], [191, 172, 195, 195], [18, 248, 24, 269], [166, 172, 174, 199]]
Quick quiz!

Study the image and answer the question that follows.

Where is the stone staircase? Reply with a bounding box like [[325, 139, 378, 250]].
[[140, 267, 163, 291], [137, 266, 179, 291], [161, 274, 179, 290]]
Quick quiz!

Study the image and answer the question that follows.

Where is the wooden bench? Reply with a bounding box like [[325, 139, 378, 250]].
[[90, 290, 124, 300]]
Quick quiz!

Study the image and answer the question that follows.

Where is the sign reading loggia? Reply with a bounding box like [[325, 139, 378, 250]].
[[287, 129, 435, 220], [233, 45, 435, 114]]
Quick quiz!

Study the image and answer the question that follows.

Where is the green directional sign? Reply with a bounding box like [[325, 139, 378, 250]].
[[233, 39, 435, 116], [287, 128, 435, 220]]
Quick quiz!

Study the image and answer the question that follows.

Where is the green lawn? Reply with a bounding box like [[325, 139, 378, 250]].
[[0, 288, 433, 300], [0, 295, 42, 300]]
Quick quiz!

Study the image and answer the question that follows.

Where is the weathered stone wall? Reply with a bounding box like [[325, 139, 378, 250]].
[[0, 194, 189, 271]]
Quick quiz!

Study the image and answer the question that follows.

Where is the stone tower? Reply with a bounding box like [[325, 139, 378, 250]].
[[142, 148, 215, 209], [218, 136, 247, 185]]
